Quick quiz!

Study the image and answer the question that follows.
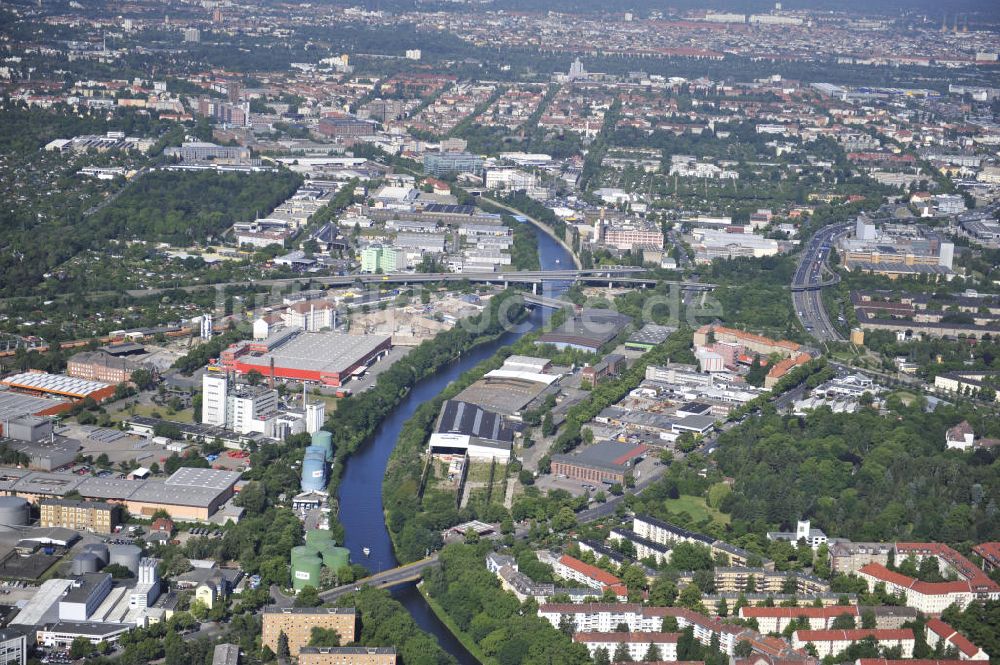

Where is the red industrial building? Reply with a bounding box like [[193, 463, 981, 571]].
[[220, 329, 391, 387]]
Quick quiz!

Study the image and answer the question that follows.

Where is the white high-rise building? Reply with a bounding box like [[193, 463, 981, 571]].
[[201, 374, 228, 427], [305, 402, 325, 434], [855, 216, 877, 241], [200, 313, 213, 339], [229, 388, 279, 434]]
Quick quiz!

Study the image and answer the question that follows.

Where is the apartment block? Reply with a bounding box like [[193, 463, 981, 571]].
[[39, 499, 119, 534], [262, 608, 358, 657], [299, 647, 398, 665]]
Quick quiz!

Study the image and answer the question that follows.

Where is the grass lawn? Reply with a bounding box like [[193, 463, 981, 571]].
[[888, 390, 919, 406], [663, 494, 731, 525], [121, 402, 195, 424]]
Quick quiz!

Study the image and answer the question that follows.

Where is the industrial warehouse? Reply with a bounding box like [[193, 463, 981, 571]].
[[0, 467, 240, 520], [219, 328, 391, 387], [0, 372, 116, 417]]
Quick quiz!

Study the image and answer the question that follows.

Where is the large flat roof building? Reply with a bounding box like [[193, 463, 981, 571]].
[[221, 330, 390, 387], [536, 309, 633, 353], [551, 441, 648, 485], [0, 373, 115, 401], [0, 466, 239, 520]]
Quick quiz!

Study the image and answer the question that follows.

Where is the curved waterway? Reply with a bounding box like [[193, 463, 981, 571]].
[[336, 228, 573, 664]]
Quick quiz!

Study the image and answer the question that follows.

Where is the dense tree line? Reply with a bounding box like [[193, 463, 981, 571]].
[[423, 543, 592, 665], [333, 586, 455, 665], [91, 170, 303, 245], [713, 398, 1000, 543]]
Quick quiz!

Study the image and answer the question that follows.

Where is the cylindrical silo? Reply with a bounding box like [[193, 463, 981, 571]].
[[290, 546, 322, 592], [311, 430, 333, 461], [320, 545, 350, 572], [81, 543, 110, 567], [305, 529, 333, 551], [0, 497, 28, 531], [71, 553, 101, 575], [109, 544, 141, 573], [301, 449, 327, 493]]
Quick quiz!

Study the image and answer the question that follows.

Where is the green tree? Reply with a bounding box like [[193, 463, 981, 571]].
[[69, 636, 94, 660], [613, 642, 632, 663], [294, 586, 321, 608], [831, 613, 856, 629], [308, 626, 341, 647], [277, 631, 290, 659]]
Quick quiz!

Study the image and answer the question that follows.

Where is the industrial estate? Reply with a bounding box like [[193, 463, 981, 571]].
[[0, 0, 998, 664]]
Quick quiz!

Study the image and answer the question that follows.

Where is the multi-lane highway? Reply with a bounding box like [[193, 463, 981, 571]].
[[792, 222, 852, 342]]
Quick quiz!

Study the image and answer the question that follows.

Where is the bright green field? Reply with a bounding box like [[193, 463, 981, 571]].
[[663, 494, 731, 525]]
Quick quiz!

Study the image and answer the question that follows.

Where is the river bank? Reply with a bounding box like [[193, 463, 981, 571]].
[[334, 230, 574, 663]]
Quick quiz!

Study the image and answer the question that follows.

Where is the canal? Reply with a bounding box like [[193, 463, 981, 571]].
[[336, 227, 573, 664]]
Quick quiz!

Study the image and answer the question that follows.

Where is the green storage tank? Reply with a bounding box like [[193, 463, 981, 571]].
[[325, 546, 350, 572], [311, 430, 333, 461], [305, 528, 333, 551], [314, 541, 350, 572], [290, 546, 322, 592]]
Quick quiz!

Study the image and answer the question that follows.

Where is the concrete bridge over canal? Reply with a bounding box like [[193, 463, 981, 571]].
[[317, 553, 441, 601]]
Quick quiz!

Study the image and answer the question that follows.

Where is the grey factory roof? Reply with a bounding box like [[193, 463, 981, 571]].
[[436, 400, 513, 442], [166, 467, 241, 490], [0, 465, 238, 509], [10, 579, 74, 626], [127, 479, 229, 508], [40, 621, 131, 637], [0, 390, 70, 421], [552, 441, 647, 472], [239, 331, 390, 376], [11, 471, 84, 496], [0, 468, 33, 492], [627, 324, 677, 346], [77, 476, 145, 500], [62, 573, 110, 603]]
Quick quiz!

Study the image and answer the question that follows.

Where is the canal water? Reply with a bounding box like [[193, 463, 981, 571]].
[[336, 227, 573, 664]]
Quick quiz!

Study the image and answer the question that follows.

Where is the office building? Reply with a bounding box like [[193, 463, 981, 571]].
[[164, 142, 252, 163], [317, 118, 377, 138], [423, 152, 484, 177], [200, 374, 279, 435], [0, 628, 27, 665]]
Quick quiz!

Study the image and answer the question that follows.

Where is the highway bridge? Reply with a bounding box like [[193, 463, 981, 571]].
[[124, 268, 646, 298], [124, 269, 716, 298], [318, 553, 440, 601], [792, 221, 853, 342]]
